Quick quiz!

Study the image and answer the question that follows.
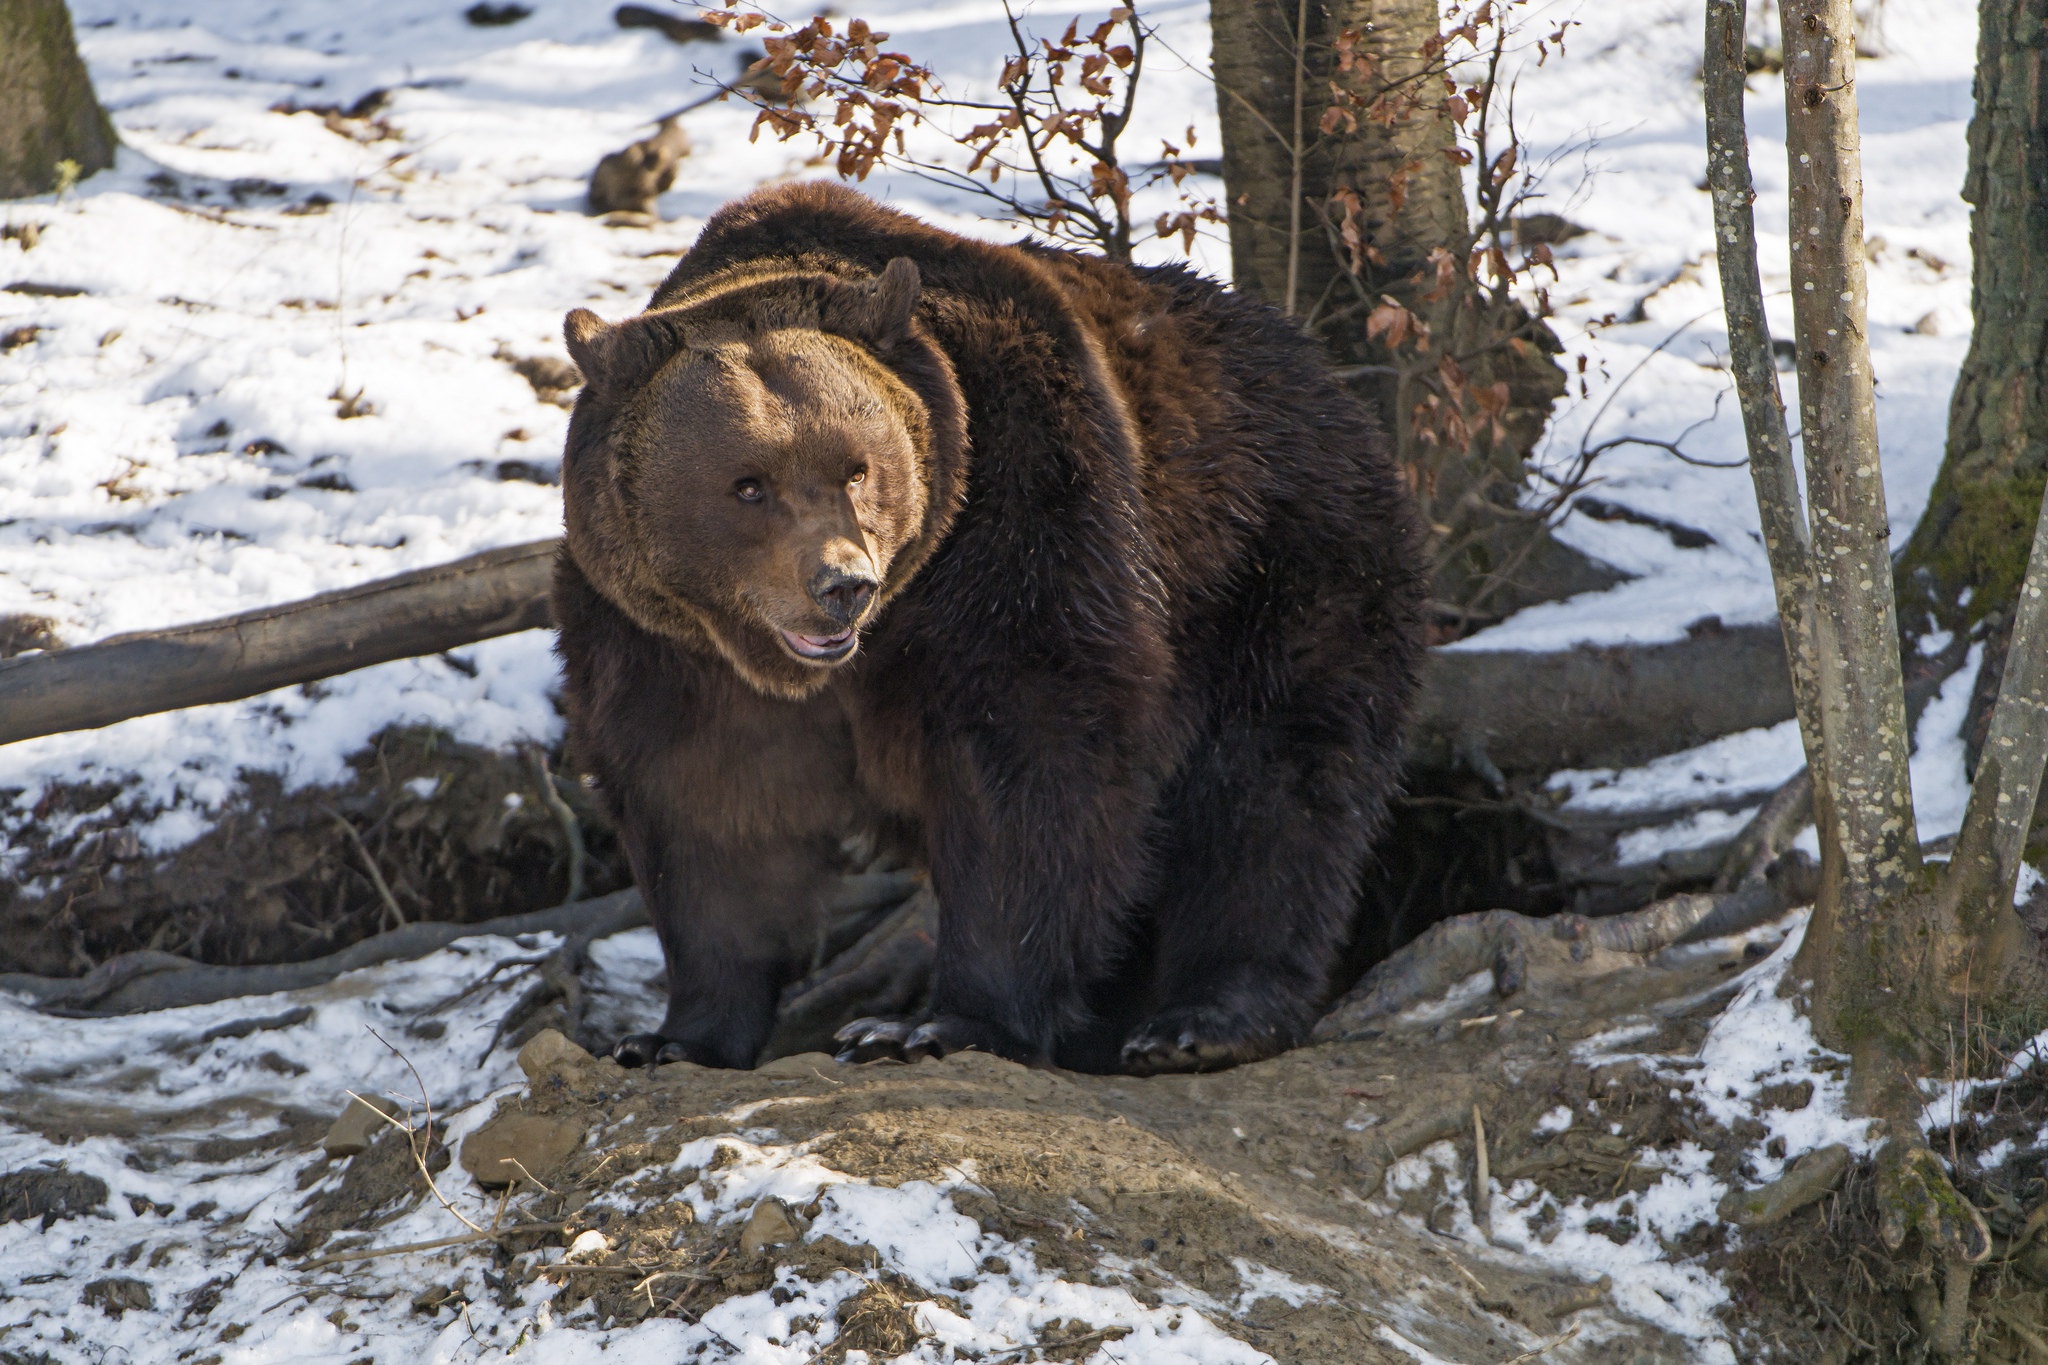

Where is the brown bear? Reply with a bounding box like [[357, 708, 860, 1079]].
[[552, 182, 1426, 1074]]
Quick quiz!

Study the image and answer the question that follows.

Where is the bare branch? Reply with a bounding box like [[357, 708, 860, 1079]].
[[1284, 0, 1308, 315]]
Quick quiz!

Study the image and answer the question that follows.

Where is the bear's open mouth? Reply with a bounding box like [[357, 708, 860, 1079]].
[[778, 625, 858, 662]]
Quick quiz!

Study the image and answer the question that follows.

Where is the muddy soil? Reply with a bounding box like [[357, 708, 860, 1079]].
[[295, 929, 1803, 1363]]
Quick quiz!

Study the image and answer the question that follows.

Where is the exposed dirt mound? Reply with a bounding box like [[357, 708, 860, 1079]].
[[0, 726, 630, 977]]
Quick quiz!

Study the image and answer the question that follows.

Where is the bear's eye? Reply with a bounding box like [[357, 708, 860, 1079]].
[[734, 478, 766, 503], [847, 466, 867, 488]]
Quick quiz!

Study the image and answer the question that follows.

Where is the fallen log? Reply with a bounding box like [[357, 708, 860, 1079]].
[[0, 540, 556, 746], [0, 887, 647, 1015], [0, 538, 1797, 772], [1412, 617, 1796, 774]]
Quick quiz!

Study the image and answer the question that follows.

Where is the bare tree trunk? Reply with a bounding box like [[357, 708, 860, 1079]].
[[0, 0, 116, 198], [1775, 0, 1925, 1031], [1707, 0, 2048, 1317], [1207, 0, 1568, 615], [1703, 0, 1848, 1000], [1894, 0, 2048, 811], [1211, 0, 1464, 321]]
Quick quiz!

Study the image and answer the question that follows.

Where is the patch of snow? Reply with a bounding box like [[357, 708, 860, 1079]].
[[1909, 643, 1984, 843], [1614, 806, 1760, 869], [1376, 1324, 1467, 1365], [1393, 969, 1496, 1026], [1684, 918, 1875, 1176], [649, 1134, 1274, 1363], [1548, 721, 1806, 816], [1918, 1022, 2048, 1139], [1536, 1106, 1575, 1136], [1228, 1259, 1333, 1313], [2018, 863, 2045, 907]]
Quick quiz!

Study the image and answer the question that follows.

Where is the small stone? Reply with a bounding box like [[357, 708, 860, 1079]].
[[740, 1198, 805, 1256], [81, 1277, 153, 1318], [459, 1112, 586, 1188], [564, 1229, 610, 1263], [412, 1284, 463, 1314], [0, 1168, 108, 1228], [322, 1095, 402, 1158], [517, 1029, 613, 1097]]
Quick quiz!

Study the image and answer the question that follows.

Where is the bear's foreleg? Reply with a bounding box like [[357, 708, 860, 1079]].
[[1120, 728, 1376, 1073], [934, 728, 1159, 1061], [553, 565, 862, 1069], [613, 821, 844, 1068]]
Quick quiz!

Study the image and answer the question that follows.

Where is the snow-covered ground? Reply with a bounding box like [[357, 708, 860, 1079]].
[[0, 1, 2019, 1360], [5, 900, 2037, 1365], [0, 929, 1269, 1365], [0, 0, 1986, 856]]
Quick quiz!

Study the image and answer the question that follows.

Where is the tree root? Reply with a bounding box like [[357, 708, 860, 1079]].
[[1877, 1140, 1992, 1265], [1314, 872, 1814, 1040], [1713, 768, 1814, 893]]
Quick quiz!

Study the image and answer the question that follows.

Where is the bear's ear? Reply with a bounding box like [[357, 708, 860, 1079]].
[[823, 257, 922, 348], [563, 308, 611, 383], [563, 308, 684, 394]]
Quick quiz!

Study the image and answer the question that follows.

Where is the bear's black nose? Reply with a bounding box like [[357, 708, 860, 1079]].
[[809, 566, 877, 625]]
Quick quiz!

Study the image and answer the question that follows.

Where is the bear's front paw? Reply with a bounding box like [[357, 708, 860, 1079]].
[[612, 1032, 715, 1068], [1119, 1006, 1295, 1075], [834, 1013, 1040, 1066]]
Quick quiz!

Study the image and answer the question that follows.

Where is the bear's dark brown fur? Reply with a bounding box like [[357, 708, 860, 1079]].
[[553, 182, 1426, 1073]]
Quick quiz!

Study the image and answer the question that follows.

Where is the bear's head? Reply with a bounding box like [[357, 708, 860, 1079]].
[[560, 259, 961, 699]]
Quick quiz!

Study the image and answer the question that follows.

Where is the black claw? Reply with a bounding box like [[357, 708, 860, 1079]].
[[1121, 1006, 1289, 1075], [833, 1016, 894, 1047], [902, 1021, 949, 1059], [612, 1032, 666, 1068], [835, 1016, 918, 1064]]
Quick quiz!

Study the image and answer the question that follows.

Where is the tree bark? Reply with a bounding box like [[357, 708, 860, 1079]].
[[1773, 0, 1925, 1037], [0, 0, 117, 198], [1211, 0, 1464, 322], [1895, 0, 2048, 637], [1207, 0, 1567, 613]]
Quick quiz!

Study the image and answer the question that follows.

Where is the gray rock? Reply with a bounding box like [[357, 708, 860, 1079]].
[[322, 1094, 403, 1158], [741, 1197, 806, 1256], [460, 1112, 585, 1188]]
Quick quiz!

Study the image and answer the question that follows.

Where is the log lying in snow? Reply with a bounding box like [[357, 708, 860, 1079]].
[[1412, 619, 1797, 774], [0, 888, 648, 1015], [0, 538, 1797, 773], [0, 540, 556, 746]]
